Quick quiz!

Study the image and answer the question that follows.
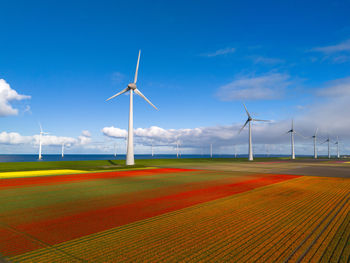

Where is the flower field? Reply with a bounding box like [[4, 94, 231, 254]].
[[0, 166, 349, 262]]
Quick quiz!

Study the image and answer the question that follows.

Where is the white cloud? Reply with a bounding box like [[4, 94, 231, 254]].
[[81, 130, 91, 137], [202, 47, 236, 57], [78, 130, 92, 145], [250, 56, 284, 65], [317, 77, 350, 97], [311, 39, 350, 53], [33, 135, 77, 146], [102, 126, 128, 138], [216, 73, 291, 101], [0, 132, 32, 144], [0, 79, 31, 116], [0, 132, 78, 147], [310, 39, 350, 63]]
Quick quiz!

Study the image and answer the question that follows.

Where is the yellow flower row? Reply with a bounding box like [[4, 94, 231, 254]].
[[0, 169, 85, 179]]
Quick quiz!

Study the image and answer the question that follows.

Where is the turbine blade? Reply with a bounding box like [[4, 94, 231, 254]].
[[315, 128, 318, 137], [106, 87, 129, 101], [39, 122, 42, 133], [252, 119, 270, 122], [295, 131, 307, 139], [134, 50, 141, 84], [243, 103, 251, 118], [134, 88, 158, 110], [238, 119, 249, 134]]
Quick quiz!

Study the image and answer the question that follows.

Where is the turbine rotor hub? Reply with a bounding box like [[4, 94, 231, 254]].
[[128, 83, 137, 90]]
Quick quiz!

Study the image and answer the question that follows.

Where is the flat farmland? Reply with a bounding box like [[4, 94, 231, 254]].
[[0, 159, 349, 262]]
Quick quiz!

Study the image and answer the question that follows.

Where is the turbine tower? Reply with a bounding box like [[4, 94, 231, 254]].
[[286, 120, 296, 160], [322, 136, 331, 159], [106, 50, 158, 165], [335, 136, 340, 159], [312, 128, 318, 159], [38, 123, 48, 160], [176, 141, 179, 159], [210, 143, 213, 158], [239, 104, 269, 161], [151, 140, 154, 157], [61, 143, 65, 158]]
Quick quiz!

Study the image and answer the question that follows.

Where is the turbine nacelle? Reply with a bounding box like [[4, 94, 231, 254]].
[[128, 83, 137, 90]]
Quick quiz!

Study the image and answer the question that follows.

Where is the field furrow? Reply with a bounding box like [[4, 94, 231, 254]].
[[10, 176, 350, 263]]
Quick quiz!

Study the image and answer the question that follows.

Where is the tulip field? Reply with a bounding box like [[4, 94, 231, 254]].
[[0, 160, 349, 262]]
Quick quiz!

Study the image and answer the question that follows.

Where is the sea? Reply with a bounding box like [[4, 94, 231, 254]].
[[0, 154, 290, 163]]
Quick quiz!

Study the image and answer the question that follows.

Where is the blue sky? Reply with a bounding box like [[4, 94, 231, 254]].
[[1, 0, 350, 154]]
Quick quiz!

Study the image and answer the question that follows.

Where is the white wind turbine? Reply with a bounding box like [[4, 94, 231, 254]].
[[239, 104, 269, 161], [322, 135, 331, 159], [285, 120, 304, 160], [106, 50, 158, 165], [176, 140, 180, 158], [335, 136, 340, 159], [311, 128, 318, 159], [114, 142, 117, 158], [61, 142, 65, 158], [151, 141, 154, 157], [38, 123, 49, 160]]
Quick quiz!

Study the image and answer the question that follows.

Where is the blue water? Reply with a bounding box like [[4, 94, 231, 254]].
[[0, 154, 290, 163]]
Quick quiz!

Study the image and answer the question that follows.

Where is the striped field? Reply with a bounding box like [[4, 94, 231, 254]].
[[0, 165, 349, 262]]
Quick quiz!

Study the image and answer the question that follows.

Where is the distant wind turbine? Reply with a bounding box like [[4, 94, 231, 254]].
[[286, 120, 296, 160], [285, 120, 304, 160], [151, 140, 154, 157], [322, 135, 331, 159], [38, 123, 49, 160], [265, 144, 270, 158], [114, 142, 117, 158], [61, 143, 65, 158], [239, 104, 269, 161], [176, 141, 179, 159], [106, 50, 158, 165], [210, 143, 213, 158], [312, 128, 318, 159], [335, 136, 340, 159]]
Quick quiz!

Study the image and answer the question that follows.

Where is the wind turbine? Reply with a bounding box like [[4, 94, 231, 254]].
[[312, 128, 318, 159], [61, 142, 65, 158], [335, 136, 340, 159], [106, 50, 158, 165], [265, 144, 270, 158], [151, 140, 154, 157], [286, 120, 296, 160], [322, 135, 331, 159], [210, 143, 213, 158], [38, 123, 49, 160], [285, 120, 305, 160], [176, 141, 179, 158], [239, 104, 269, 161]]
